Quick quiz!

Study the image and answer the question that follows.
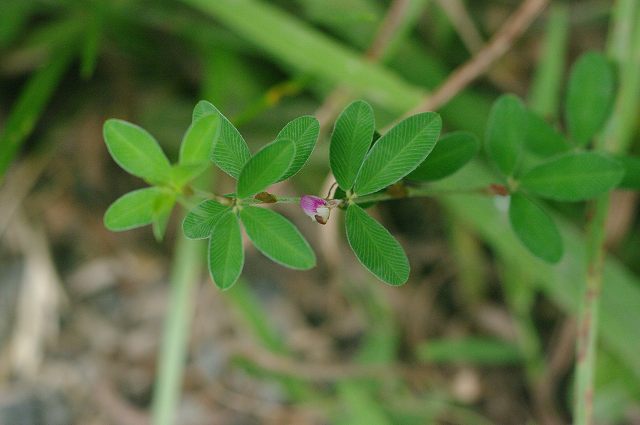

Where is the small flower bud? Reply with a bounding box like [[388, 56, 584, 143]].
[[300, 195, 331, 225]]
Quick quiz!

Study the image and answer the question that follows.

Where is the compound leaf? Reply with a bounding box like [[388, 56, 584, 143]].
[[565, 52, 616, 145], [509, 193, 562, 263], [192, 100, 217, 122], [237, 138, 295, 198], [182, 200, 230, 239], [208, 211, 244, 290], [520, 152, 624, 201], [170, 163, 209, 188], [276, 115, 319, 180], [524, 110, 572, 157], [485, 95, 526, 176], [191, 100, 251, 178], [104, 187, 163, 231], [354, 112, 441, 196], [240, 206, 315, 270], [151, 192, 176, 242], [408, 131, 479, 181], [103, 119, 171, 185], [330, 100, 375, 190], [179, 113, 220, 165], [345, 203, 409, 285]]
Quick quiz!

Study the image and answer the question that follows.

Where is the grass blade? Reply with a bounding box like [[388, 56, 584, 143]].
[[0, 49, 74, 179]]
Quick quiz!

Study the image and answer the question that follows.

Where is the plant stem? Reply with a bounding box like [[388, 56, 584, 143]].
[[574, 196, 609, 425], [151, 233, 203, 425], [196, 184, 494, 209], [573, 2, 640, 424]]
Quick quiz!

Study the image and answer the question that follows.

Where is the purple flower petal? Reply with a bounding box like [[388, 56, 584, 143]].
[[300, 195, 327, 217]]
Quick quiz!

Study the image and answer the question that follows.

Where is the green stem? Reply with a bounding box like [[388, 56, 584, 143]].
[[196, 185, 494, 209], [574, 195, 610, 425], [151, 234, 203, 425], [573, 2, 640, 424]]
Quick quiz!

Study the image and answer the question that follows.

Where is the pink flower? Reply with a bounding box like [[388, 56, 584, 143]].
[[300, 195, 331, 225]]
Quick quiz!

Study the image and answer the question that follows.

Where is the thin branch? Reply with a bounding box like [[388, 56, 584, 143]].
[[404, 0, 549, 117], [315, 0, 416, 130], [434, 0, 484, 52], [366, 0, 413, 61]]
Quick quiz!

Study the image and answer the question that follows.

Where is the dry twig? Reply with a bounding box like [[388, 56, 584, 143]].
[[403, 0, 549, 117]]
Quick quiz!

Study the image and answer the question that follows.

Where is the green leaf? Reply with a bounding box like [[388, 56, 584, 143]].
[[170, 163, 209, 188], [509, 193, 563, 263], [520, 152, 624, 201], [191, 100, 251, 178], [524, 110, 571, 157], [208, 211, 244, 290], [276, 115, 319, 181], [103, 119, 172, 185], [407, 131, 479, 181], [182, 200, 230, 239], [179, 114, 220, 164], [192, 100, 218, 122], [353, 112, 441, 196], [240, 206, 316, 270], [617, 155, 640, 190], [417, 337, 521, 365], [237, 138, 295, 198], [345, 203, 409, 285], [104, 187, 163, 231], [152, 193, 176, 242], [330, 100, 375, 190], [485, 94, 527, 177], [565, 52, 616, 145]]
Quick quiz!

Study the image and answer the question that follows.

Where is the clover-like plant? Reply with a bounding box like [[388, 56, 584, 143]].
[[103, 51, 636, 290]]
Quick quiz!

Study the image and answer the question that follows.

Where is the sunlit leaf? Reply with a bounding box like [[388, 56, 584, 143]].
[[179, 113, 220, 165], [345, 203, 409, 285], [152, 192, 176, 242], [104, 187, 163, 231], [407, 131, 479, 181], [208, 211, 244, 290], [237, 138, 295, 198], [191, 100, 251, 178], [520, 152, 624, 201], [330, 100, 375, 190], [276, 115, 319, 180], [353, 112, 441, 196], [240, 206, 316, 270], [182, 200, 230, 239], [509, 193, 562, 263], [565, 52, 616, 145], [103, 119, 172, 185], [192, 100, 217, 122], [170, 163, 209, 188]]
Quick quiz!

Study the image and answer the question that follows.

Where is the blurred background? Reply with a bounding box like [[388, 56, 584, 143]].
[[1, 0, 639, 424]]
